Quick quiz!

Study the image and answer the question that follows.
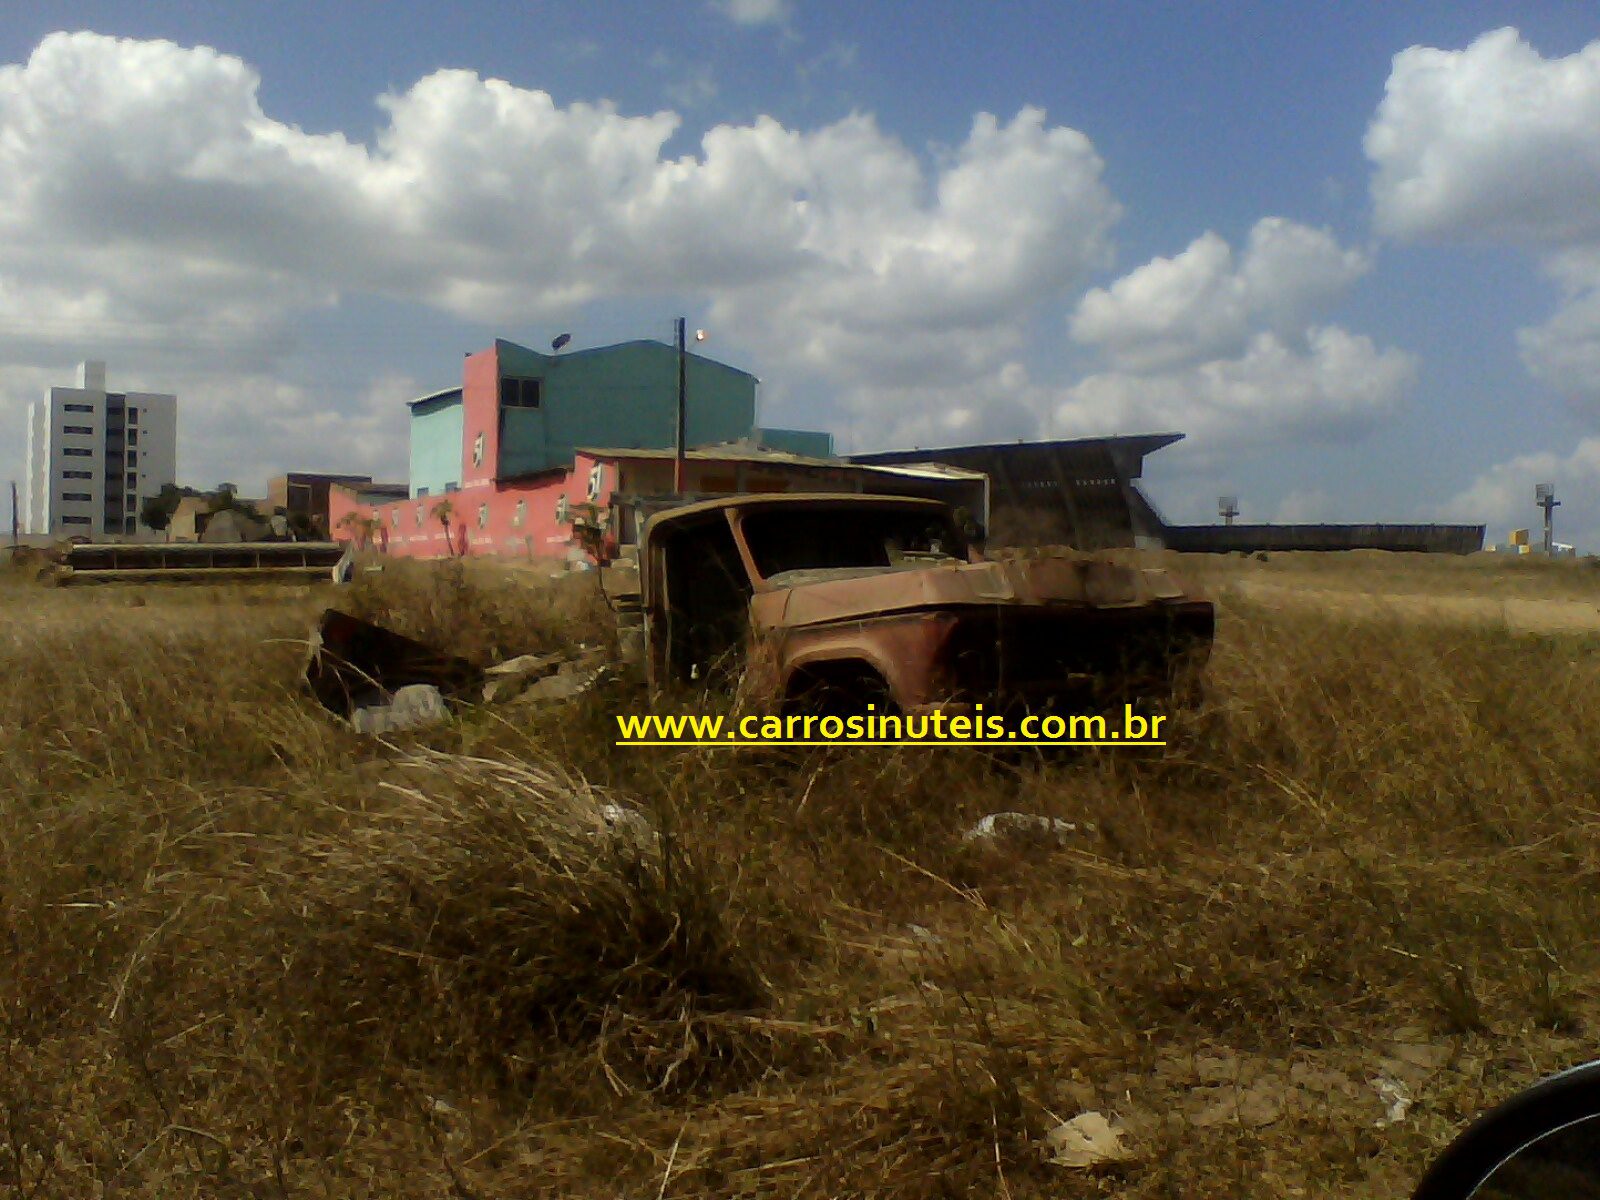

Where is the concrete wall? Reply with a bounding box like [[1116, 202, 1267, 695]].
[[756, 426, 835, 457], [494, 339, 758, 478], [409, 396, 465, 499], [1161, 524, 1486, 554], [333, 448, 984, 564], [126, 390, 177, 533], [333, 464, 583, 562]]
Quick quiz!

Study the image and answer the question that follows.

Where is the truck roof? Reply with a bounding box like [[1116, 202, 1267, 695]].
[[641, 492, 950, 540]]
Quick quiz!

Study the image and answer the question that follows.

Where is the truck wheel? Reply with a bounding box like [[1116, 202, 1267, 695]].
[[782, 663, 896, 718]]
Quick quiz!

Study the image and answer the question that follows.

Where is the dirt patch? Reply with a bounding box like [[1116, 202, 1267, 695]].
[[1230, 579, 1600, 634]]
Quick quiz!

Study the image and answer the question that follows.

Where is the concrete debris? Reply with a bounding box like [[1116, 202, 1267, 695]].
[[1188, 1078, 1287, 1129], [1044, 1111, 1133, 1168], [1074, 1044, 1447, 1140], [305, 610, 613, 720], [596, 802, 657, 852], [1193, 1052, 1254, 1085], [963, 811, 1081, 843], [508, 660, 607, 705], [1372, 1076, 1412, 1127], [1381, 1037, 1451, 1080], [480, 651, 569, 702], [1286, 1061, 1362, 1100], [351, 684, 450, 735], [485, 651, 569, 677]]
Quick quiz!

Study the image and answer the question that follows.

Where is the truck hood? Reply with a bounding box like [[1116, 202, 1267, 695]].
[[749, 557, 1199, 630]]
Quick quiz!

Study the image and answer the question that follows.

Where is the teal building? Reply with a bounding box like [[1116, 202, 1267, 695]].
[[407, 338, 829, 498]]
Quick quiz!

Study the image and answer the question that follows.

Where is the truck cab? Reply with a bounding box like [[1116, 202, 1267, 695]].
[[639, 493, 1213, 715]]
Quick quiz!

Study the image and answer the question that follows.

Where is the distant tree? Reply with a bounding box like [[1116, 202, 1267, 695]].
[[568, 501, 614, 565], [140, 483, 193, 540], [208, 483, 252, 515], [335, 510, 376, 551], [286, 511, 318, 541]]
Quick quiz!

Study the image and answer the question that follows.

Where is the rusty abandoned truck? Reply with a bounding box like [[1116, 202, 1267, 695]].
[[636, 493, 1214, 716]]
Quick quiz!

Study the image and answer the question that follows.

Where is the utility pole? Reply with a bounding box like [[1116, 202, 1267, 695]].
[[1536, 483, 1559, 555], [673, 316, 688, 495], [9, 481, 17, 549], [1218, 495, 1239, 527]]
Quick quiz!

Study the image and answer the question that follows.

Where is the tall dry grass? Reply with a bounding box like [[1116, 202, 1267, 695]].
[[1, 557, 1599, 1196]]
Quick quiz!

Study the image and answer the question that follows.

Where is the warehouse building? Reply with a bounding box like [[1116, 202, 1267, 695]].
[[855, 433, 1484, 554], [852, 433, 1178, 549]]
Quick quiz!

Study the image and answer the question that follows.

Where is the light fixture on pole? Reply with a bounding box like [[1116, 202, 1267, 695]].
[[1536, 482, 1559, 555]]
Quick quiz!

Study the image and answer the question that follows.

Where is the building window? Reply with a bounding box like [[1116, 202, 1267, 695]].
[[62, 469, 91, 480], [126, 473, 136, 489], [445, 482, 459, 493], [62, 424, 93, 435], [128, 450, 137, 465], [472, 432, 485, 466], [128, 409, 138, 425], [499, 377, 540, 409], [63, 447, 92, 457], [128, 429, 138, 446], [62, 492, 91, 502], [64, 403, 94, 413], [61, 515, 91, 526], [477, 503, 489, 528], [416, 486, 429, 497], [512, 499, 526, 528]]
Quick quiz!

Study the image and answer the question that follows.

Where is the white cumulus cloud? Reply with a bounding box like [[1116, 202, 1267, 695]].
[[711, 0, 793, 27], [1071, 218, 1369, 372], [1055, 327, 1415, 450], [1366, 27, 1600, 408], [1054, 219, 1404, 452], [1366, 27, 1600, 245], [0, 31, 1123, 487]]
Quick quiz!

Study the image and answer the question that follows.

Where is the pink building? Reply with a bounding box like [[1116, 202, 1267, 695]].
[[328, 337, 986, 563]]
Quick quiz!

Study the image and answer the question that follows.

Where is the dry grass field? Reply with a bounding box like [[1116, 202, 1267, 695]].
[[3, 551, 1600, 1197]]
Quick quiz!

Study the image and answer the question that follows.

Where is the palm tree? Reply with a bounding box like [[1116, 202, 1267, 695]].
[[335, 509, 373, 551], [429, 498, 457, 556]]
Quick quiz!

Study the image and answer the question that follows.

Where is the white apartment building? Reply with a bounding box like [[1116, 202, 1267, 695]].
[[23, 361, 177, 538]]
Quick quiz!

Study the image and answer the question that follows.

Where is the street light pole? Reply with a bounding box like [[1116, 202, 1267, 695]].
[[674, 316, 687, 495]]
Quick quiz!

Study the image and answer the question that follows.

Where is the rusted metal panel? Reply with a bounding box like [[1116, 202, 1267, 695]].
[[303, 609, 482, 715]]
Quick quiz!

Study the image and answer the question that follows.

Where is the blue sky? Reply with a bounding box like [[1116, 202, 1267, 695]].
[[4, 2, 1600, 545]]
